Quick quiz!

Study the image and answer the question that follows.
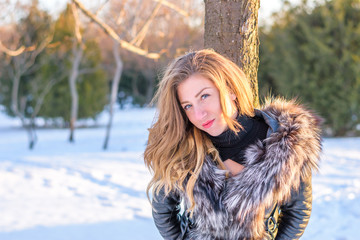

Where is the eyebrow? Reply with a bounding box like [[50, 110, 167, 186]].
[[180, 87, 211, 104]]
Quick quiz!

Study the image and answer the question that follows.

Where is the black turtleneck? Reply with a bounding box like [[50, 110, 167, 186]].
[[207, 114, 269, 165]]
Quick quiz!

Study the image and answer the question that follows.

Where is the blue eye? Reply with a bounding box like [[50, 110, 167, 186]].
[[201, 94, 209, 100], [184, 104, 192, 110]]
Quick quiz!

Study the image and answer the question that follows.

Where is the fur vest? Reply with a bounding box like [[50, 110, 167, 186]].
[[182, 99, 322, 240]]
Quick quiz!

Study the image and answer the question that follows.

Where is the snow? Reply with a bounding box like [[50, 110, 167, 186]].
[[0, 108, 359, 240]]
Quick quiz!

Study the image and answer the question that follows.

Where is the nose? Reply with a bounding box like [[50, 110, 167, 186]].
[[194, 105, 207, 120]]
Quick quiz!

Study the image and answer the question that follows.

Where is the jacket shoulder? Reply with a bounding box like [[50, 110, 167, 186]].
[[259, 97, 323, 177], [259, 97, 323, 131]]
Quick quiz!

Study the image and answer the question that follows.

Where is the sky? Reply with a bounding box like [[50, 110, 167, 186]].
[[34, 0, 304, 24], [1, 0, 306, 27]]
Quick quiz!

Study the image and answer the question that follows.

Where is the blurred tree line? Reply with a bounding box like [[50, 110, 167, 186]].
[[0, 0, 203, 148], [258, 0, 360, 136]]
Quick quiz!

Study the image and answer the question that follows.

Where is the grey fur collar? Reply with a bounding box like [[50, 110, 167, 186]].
[[184, 99, 322, 240]]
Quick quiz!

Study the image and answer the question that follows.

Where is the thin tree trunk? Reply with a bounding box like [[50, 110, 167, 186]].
[[103, 41, 123, 150], [131, 73, 139, 97], [10, 73, 37, 149], [204, 0, 260, 106], [145, 70, 155, 105], [10, 73, 21, 116], [68, 43, 83, 142], [26, 121, 37, 149]]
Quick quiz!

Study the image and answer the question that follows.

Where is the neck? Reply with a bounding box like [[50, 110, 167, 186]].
[[206, 114, 268, 164], [207, 114, 254, 146]]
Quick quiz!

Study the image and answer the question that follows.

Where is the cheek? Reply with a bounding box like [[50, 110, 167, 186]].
[[214, 100, 224, 116], [184, 111, 200, 128]]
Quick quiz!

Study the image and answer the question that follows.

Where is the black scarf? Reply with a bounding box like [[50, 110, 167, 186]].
[[207, 114, 268, 164]]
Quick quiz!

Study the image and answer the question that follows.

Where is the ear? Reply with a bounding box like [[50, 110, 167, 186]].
[[230, 93, 236, 101]]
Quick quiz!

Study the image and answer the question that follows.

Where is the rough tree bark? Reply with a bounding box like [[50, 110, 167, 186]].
[[204, 0, 260, 106]]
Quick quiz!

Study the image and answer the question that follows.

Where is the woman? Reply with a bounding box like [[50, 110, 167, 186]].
[[144, 49, 322, 240]]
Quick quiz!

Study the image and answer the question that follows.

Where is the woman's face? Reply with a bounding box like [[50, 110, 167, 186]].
[[177, 74, 237, 136]]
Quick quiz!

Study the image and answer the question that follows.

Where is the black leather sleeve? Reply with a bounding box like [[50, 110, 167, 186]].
[[152, 187, 182, 240], [276, 176, 313, 240]]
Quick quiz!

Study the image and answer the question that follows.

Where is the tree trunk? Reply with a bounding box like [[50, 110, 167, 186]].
[[103, 41, 123, 150], [204, 0, 260, 106], [10, 73, 37, 149], [145, 69, 155, 105], [68, 43, 83, 142], [131, 73, 140, 98], [10, 73, 21, 117], [26, 121, 37, 150]]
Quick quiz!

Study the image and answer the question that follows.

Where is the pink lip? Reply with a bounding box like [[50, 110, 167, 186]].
[[202, 119, 215, 129]]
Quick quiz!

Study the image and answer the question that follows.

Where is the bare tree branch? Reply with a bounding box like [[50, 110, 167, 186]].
[[11, 34, 54, 117], [24, 35, 53, 71], [95, 0, 110, 15], [71, 2, 83, 44], [130, 1, 162, 47], [0, 41, 25, 56], [31, 72, 67, 119], [130, 0, 190, 47], [0, 39, 61, 57], [153, 0, 189, 17], [72, 0, 161, 59], [0, 40, 36, 56], [116, 0, 128, 25]]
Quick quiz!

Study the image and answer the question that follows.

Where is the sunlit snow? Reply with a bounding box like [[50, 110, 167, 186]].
[[0, 108, 359, 240]]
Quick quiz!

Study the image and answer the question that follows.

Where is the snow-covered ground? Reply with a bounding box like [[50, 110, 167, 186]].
[[0, 108, 359, 240]]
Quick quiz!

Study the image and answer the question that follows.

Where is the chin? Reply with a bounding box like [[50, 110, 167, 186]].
[[205, 129, 222, 137]]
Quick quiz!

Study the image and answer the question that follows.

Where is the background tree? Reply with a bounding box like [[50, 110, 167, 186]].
[[0, 1, 54, 149], [38, 4, 107, 130], [204, 0, 260, 106], [258, 0, 360, 136], [73, 0, 168, 149], [74, 0, 202, 149], [67, 3, 84, 142], [117, 1, 203, 107], [100, 0, 165, 149]]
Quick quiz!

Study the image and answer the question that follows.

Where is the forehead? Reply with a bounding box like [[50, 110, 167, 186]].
[[177, 74, 217, 100]]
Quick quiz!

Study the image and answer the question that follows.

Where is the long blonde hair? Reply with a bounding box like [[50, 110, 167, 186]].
[[144, 49, 254, 213]]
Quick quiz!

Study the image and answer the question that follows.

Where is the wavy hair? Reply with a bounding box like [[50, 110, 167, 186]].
[[144, 49, 255, 213]]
